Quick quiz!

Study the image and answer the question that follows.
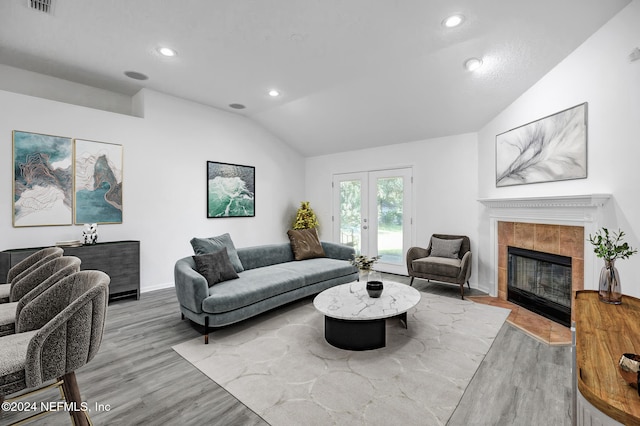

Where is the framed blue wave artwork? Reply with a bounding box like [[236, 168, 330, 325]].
[[74, 139, 123, 224], [207, 161, 255, 218], [12, 130, 73, 227], [496, 103, 587, 187]]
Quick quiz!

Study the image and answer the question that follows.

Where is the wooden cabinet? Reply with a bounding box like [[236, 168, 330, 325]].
[[0, 241, 140, 301]]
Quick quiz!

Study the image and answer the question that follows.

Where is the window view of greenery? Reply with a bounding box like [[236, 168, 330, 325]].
[[339, 181, 362, 252], [339, 177, 403, 264], [376, 177, 403, 264]]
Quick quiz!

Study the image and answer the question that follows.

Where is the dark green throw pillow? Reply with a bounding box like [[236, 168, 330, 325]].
[[193, 248, 239, 287]]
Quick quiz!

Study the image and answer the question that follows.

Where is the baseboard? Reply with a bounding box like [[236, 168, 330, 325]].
[[141, 281, 174, 294]]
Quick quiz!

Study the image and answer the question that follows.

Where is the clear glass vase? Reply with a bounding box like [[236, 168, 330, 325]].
[[599, 259, 622, 304]]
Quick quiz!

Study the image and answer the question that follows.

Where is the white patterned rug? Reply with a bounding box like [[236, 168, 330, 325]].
[[173, 286, 510, 426]]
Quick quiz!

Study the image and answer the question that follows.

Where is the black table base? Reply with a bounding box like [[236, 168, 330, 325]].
[[324, 312, 408, 351]]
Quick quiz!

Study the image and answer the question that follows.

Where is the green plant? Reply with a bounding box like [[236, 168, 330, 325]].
[[292, 201, 319, 230], [588, 228, 637, 262], [350, 254, 379, 270]]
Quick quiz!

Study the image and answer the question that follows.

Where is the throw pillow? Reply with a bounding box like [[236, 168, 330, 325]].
[[192, 248, 239, 287], [430, 237, 463, 259], [190, 233, 244, 272], [287, 228, 326, 261]]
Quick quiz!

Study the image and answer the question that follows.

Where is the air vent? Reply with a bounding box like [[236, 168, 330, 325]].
[[28, 0, 52, 14]]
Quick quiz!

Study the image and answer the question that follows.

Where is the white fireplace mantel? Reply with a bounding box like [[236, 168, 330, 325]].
[[478, 194, 612, 296]]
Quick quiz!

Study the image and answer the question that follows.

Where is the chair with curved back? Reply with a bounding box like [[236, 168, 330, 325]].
[[0, 270, 110, 426], [406, 234, 472, 299], [0, 256, 81, 337], [0, 247, 64, 304]]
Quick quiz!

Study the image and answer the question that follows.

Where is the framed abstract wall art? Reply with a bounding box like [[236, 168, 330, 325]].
[[74, 139, 123, 224], [207, 161, 255, 218], [496, 103, 588, 187], [13, 130, 73, 227]]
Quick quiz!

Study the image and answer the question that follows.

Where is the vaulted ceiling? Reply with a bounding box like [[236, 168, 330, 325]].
[[0, 0, 631, 156]]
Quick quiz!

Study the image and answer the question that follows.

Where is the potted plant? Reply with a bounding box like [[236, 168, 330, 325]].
[[588, 228, 637, 304], [350, 254, 380, 281], [292, 201, 319, 230]]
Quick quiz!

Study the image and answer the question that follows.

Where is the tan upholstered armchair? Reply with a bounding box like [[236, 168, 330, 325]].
[[406, 234, 472, 299]]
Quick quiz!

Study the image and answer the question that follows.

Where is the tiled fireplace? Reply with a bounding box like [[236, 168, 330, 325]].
[[480, 194, 611, 324]]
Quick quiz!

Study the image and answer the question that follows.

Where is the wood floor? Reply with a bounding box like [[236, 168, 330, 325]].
[[0, 277, 572, 426]]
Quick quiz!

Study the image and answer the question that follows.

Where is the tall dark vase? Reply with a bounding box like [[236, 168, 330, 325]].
[[599, 259, 622, 304]]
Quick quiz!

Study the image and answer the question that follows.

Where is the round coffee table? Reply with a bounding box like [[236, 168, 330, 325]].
[[313, 281, 421, 351]]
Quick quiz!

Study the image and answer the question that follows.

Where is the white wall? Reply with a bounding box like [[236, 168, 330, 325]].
[[0, 87, 305, 292], [305, 133, 480, 285], [477, 1, 640, 296]]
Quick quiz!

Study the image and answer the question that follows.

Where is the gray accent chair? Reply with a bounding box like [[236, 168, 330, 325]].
[[0, 256, 81, 337], [0, 247, 64, 304], [406, 234, 472, 299], [0, 270, 110, 426]]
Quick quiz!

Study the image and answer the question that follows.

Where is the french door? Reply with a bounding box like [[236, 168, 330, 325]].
[[332, 168, 412, 275]]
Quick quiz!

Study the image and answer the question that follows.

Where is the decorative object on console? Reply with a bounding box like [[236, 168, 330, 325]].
[[292, 201, 319, 230], [588, 228, 637, 304], [82, 223, 99, 245], [619, 353, 640, 395], [206, 161, 255, 218], [12, 130, 73, 227], [366, 270, 384, 298], [74, 139, 123, 224], [495, 102, 587, 187]]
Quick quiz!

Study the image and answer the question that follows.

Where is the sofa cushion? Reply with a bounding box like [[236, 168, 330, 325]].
[[191, 233, 244, 272], [430, 237, 463, 259], [202, 266, 304, 314], [287, 228, 325, 260], [273, 258, 355, 286], [193, 249, 239, 287], [412, 256, 461, 277]]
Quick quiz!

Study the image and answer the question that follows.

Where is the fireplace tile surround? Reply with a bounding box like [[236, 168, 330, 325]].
[[497, 221, 584, 320], [480, 194, 611, 325]]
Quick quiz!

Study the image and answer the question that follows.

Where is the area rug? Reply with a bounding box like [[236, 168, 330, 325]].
[[173, 287, 510, 426]]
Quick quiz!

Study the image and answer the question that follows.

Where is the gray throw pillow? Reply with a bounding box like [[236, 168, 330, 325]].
[[287, 228, 326, 261], [190, 233, 244, 272], [193, 248, 239, 287], [430, 237, 463, 259]]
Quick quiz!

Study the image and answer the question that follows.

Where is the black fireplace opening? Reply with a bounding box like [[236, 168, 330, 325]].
[[507, 246, 572, 327]]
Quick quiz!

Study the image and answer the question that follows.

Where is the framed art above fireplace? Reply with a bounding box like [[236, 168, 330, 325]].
[[495, 102, 587, 187]]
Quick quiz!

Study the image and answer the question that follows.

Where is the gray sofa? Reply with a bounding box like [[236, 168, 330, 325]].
[[174, 241, 357, 343]]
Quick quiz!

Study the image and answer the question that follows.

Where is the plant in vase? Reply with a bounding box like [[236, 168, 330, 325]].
[[588, 228, 637, 304], [350, 254, 380, 281]]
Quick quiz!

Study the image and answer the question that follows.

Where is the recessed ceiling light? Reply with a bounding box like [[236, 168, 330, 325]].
[[124, 71, 149, 80], [158, 47, 177, 57], [229, 103, 246, 109], [268, 89, 281, 97], [443, 14, 464, 28], [464, 58, 483, 71]]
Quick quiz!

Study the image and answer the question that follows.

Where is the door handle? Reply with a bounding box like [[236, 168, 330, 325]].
[[363, 225, 368, 230]]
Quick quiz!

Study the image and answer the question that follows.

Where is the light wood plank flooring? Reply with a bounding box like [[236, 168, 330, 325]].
[[1, 276, 572, 425]]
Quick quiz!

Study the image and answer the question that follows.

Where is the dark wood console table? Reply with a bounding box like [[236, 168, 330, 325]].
[[0, 241, 140, 301], [575, 290, 640, 424]]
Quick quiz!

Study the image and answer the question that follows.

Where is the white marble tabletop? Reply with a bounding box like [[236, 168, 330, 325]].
[[313, 281, 421, 321]]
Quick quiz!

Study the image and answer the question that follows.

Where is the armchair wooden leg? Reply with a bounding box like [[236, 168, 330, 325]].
[[460, 284, 465, 300], [60, 371, 90, 426], [409, 277, 415, 287], [467, 280, 470, 289]]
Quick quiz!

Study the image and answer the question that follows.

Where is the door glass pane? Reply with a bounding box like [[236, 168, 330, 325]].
[[376, 177, 403, 264], [339, 180, 361, 254]]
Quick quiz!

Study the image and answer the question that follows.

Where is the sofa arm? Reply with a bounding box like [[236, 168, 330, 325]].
[[174, 257, 208, 314], [321, 241, 355, 261]]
